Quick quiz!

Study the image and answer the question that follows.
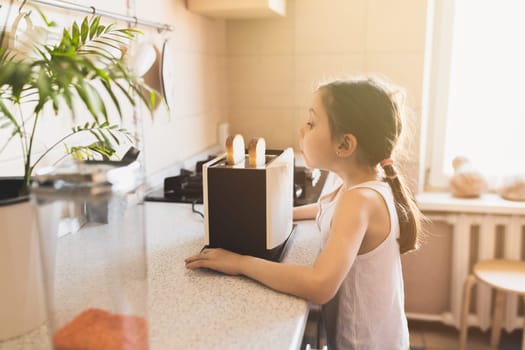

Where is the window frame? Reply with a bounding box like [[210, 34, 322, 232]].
[[419, 0, 457, 191]]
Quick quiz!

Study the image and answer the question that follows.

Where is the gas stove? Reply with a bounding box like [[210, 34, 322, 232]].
[[144, 156, 328, 206]]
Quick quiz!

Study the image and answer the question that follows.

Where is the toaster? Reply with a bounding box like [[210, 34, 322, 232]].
[[202, 148, 295, 261]]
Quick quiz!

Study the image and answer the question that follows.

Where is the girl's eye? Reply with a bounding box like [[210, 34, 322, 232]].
[[306, 122, 314, 129]]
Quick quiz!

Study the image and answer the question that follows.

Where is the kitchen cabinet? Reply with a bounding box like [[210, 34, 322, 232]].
[[187, 0, 286, 19]]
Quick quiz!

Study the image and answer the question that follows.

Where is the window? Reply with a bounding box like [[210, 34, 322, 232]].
[[421, 0, 525, 190]]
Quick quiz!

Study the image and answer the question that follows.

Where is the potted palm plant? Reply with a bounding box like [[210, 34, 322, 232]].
[[0, 9, 158, 340]]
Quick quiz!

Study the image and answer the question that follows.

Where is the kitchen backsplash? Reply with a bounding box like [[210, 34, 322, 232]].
[[1, 0, 426, 185]]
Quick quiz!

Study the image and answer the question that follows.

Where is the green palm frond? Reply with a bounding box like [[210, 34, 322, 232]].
[[66, 122, 134, 161], [0, 11, 164, 194], [68, 141, 116, 161]]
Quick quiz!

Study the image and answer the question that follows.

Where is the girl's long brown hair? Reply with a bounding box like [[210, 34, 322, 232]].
[[319, 77, 422, 254]]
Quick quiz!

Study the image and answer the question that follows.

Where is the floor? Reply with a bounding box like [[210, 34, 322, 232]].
[[409, 320, 523, 350], [301, 312, 523, 350]]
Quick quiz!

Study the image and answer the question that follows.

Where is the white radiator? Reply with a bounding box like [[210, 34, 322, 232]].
[[426, 212, 525, 332]]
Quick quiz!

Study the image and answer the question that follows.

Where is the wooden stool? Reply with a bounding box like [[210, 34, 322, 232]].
[[459, 259, 525, 350]]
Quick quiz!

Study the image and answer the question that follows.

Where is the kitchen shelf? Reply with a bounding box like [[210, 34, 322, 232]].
[[187, 0, 286, 19]]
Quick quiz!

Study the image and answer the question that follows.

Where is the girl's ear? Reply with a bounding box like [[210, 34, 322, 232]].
[[336, 134, 357, 157]]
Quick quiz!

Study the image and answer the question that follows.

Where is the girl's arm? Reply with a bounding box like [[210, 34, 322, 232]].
[[293, 183, 343, 221], [185, 189, 373, 305], [293, 203, 319, 221]]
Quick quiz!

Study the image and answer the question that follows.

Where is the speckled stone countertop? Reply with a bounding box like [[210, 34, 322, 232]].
[[0, 202, 321, 350]]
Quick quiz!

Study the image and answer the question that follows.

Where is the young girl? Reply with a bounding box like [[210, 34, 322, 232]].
[[185, 77, 423, 350]]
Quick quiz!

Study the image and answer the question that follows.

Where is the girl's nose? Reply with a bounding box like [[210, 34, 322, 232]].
[[298, 125, 305, 138]]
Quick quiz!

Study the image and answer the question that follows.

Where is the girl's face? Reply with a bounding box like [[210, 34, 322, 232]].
[[298, 90, 338, 170]]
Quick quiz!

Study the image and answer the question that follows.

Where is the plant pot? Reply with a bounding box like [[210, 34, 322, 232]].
[[0, 178, 46, 340]]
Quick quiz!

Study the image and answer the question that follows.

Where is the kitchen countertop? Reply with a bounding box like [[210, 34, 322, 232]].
[[0, 202, 322, 350]]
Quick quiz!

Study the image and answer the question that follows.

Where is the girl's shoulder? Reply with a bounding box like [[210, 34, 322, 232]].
[[335, 181, 394, 254], [336, 181, 391, 215]]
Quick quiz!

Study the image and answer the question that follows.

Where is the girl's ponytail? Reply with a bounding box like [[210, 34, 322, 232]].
[[381, 160, 421, 254]]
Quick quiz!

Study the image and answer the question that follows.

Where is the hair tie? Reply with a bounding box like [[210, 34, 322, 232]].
[[380, 158, 394, 168], [380, 158, 398, 180]]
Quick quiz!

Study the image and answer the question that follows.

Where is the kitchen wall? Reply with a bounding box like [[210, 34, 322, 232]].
[[0, 0, 227, 178], [134, 0, 228, 176], [1, 0, 425, 179], [225, 0, 427, 180]]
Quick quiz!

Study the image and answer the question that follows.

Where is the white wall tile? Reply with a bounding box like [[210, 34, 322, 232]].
[[226, 19, 294, 55], [258, 19, 295, 55], [365, 0, 428, 52], [295, 54, 366, 83], [228, 55, 294, 108], [134, 0, 178, 24], [162, 51, 228, 118], [226, 21, 263, 55], [229, 108, 296, 149], [291, 108, 308, 150], [294, 0, 367, 54], [217, 55, 229, 112], [226, 0, 295, 55], [294, 54, 366, 107], [226, 18, 294, 55]]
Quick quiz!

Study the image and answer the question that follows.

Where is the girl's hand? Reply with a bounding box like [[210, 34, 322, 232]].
[[185, 248, 243, 275]]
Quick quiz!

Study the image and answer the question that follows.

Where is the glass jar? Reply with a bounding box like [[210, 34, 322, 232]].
[[31, 160, 148, 350]]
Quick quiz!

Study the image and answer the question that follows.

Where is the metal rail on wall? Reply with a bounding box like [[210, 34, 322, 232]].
[[22, 0, 173, 31]]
